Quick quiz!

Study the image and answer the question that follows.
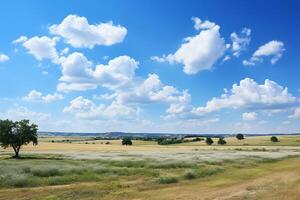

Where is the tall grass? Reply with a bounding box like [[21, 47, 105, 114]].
[[0, 153, 295, 188]]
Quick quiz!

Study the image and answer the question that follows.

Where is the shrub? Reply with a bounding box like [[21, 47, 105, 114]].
[[105, 141, 110, 144], [217, 138, 227, 145], [236, 133, 244, 140], [158, 176, 178, 184], [183, 170, 197, 179], [205, 137, 214, 145], [270, 136, 279, 142], [122, 138, 132, 145]]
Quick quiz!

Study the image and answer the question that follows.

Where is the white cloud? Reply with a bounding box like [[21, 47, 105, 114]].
[[93, 93, 117, 100], [230, 28, 251, 57], [23, 90, 64, 103], [191, 17, 216, 30], [0, 53, 9, 62], [152, 18, 226, 75], [115, 73, 190, 107], [243, 40, 285, 66], [63, 96, 138, 120], [16, 36, 60, 63], [242, 112, 257, 121], [57, 52, 138, 92], [289, 107, 300, 119], [60, 47, 69, 55], [192, 78, 298, 116], [1, 105, 50, 122], [222, 55, 230, 62], [50, 15, 127, 48], [242, 60, 255, 66], [13, 36, 28, 44]]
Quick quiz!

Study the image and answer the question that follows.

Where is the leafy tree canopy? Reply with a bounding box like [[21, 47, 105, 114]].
[[0, 119, 38, 158]]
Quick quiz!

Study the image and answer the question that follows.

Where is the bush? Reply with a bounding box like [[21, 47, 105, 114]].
[[183, 170, 197, 179], [158, 176, 178, 184], [236, 133, 244, 140], [31, 168, 60, 177], [105, 141, 110, 144], [205, 137, 214, 145], [217, 138, 227, 145], [122, 138, 132, 145], [270, 136, 279, 142]]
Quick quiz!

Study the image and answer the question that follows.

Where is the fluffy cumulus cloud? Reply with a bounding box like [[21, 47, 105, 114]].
[[230, 28, 251, 57], [243, 40, 285, 66], [192, 78, 298, 116], [14, 36, 59, 63], [0, 53, 9, 62], [23, 90, 64, 103], [242, 112, 257, 121], [50, 15, 127, 48], [57, 52, 138, 92], [63, 96, 138, 120], [152, 17, 226, 75], [116, 74, 181, 104]]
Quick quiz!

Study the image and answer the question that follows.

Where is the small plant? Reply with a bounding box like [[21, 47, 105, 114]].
[[236, 133, 244, 140], [205, 137, 214, 145], [217, 138, 227, 145], [270, 136, 279, 142], [158, 176, 178, 184], [105, 141, 110, 144]]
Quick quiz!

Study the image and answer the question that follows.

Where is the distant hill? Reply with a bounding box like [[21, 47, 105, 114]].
[[38, 131, 300, 138]]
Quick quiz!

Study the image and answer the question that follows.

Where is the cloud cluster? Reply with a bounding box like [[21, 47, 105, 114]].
[[23, 90, 64, 103], [50, 15, 127, 48], [243, 40, 285, 66], [192, 78, 297, 117], [1, 105, 50, 122], [63, 96, 138, 120]]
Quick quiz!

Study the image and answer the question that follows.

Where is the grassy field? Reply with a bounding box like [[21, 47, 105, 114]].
[[1, 135, 300, 199]]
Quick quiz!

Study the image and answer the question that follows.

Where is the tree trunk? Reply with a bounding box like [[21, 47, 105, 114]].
[[12, 145, 20, 158]]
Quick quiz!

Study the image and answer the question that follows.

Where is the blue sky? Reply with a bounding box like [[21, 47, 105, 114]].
[[0, 0, 300, 134]]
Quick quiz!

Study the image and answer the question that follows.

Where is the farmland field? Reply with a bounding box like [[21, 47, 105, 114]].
[[1, 135, 300, 200]]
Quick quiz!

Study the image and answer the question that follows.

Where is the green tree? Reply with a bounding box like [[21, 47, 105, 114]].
[[122, 137, 132, 145], [0, 119, 38, 158], [217, 138, 227, 145], [236, 133, 244, 140], [205, 137, 214, 145], [270, 136, 279, 142]]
